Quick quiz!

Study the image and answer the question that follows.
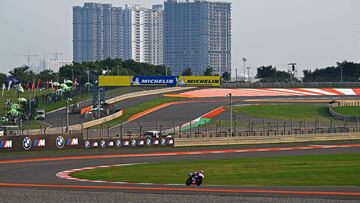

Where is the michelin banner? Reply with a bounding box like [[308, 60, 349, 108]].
[[99, 75, 220, 87], [178, 76, 221, 87], [131, 76, 178, 87], [99, 76, 132, 87]]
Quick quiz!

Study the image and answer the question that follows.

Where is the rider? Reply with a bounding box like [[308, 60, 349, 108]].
[[190, 170, 205, 179]]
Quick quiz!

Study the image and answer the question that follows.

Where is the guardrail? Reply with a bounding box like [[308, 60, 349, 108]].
[[329, 101, 360, 122]]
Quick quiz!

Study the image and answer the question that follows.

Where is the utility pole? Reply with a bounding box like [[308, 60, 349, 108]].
[[242, 58, 247, 82], [235, 68, 238, 82], [66, 98, 72, 132], [288, 63, 297, 83], [246, 66, 251, 82], [228, 93, 233, 136], [16, 51, 37, 67]]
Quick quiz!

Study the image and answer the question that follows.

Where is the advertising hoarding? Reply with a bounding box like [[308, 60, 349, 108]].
[[178, 76, 221, 87], [131, 76, 178, 87], [98, 76, 132, 87]]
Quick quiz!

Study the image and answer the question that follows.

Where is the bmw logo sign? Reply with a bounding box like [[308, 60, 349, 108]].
[[84, 140, 91, 149], [161, 138, 166, 146], [100, 140, 106, 148], [56, 136, 65, 149], [116, 140, 122, 148], [23, 137, 32, 150], [146, 138, 152, 146], [131, 139, 137, 147]]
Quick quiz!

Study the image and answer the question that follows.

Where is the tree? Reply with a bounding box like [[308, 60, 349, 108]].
[[255, 65, 292, 82], [302, 61, 360, 82], [37, 69, 56, 82], [203, 66, 214, 76], [0, 72, 6, 83], [222, 71, 231, 82], [181, 68, 193, 76], [9, 66, 35, 83]]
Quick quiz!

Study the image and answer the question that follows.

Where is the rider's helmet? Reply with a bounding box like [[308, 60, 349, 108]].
[[199, 170, 204, 174]]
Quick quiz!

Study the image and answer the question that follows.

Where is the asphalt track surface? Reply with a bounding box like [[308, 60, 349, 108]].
[[117, 95, 359, 133], [0, 140, 360, 202], [8, 91, 360, 202], [44, 88, 191, 127]]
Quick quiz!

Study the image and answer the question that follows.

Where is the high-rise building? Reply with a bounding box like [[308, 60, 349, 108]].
[[73, 3, 163, 65], [164, 0, 231, 75], [73, 3, 112, 62]]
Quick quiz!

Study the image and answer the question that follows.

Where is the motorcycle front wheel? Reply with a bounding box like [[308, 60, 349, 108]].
[[196, 178, 202, 186], [185, 178, 192, 186]]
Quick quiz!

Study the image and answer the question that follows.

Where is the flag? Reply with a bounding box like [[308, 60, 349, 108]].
[[1, 83, 5, 96], [37, 79, 41, 89], [7, 80, 12, 91], [31, 80, 35, 91]]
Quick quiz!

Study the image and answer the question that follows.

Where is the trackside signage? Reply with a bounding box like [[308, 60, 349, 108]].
[[99, 75, 221, 87], [178, 76, 221, 87], [0, 134, 83, 152], [131, 76, 178, 87], [98, 76, 132, 87]]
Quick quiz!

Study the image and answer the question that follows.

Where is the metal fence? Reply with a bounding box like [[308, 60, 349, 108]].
[[82, 118, 360, 140]]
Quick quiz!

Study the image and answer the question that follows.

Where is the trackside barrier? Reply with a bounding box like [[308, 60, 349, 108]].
[[83, 138, 174, 149], [0, 134, 83, 152], [329, 100, 360, 122], [0, 134, 175, 152]]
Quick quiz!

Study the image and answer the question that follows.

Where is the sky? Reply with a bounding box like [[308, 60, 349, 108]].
[[0, 0, 359, 77]]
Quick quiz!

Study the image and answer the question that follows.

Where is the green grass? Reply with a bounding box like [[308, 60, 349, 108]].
[[333, 106, 360, 117], [232, 104, 331, 122], [91, 97, 180, 128], [72, 153, 360, 186], [37, 92, 91, 113]]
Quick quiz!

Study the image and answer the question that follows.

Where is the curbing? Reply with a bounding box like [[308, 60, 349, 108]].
[[175, 133, 360, 147]]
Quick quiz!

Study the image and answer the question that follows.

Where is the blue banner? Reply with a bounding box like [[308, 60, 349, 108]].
[[131, 76, 178, 86]]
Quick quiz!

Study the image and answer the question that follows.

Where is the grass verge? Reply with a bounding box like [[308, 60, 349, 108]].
[[90, 97, 180, 128], [333, 106, 360, 117], [232, 104, 331, 122], [71, 153, 360, 186]]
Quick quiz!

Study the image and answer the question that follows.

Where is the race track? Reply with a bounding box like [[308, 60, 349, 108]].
[[0, 141, 360, 202], [3, 88, 360, 202]]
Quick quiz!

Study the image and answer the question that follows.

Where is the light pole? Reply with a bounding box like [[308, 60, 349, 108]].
[[66, 98, 72, 132], [228, 93, 233, 136], [242, 58, 247, 82], [340, 65, 343, 82], [235, 68, 238, 82], [246, 66, 251, 82]]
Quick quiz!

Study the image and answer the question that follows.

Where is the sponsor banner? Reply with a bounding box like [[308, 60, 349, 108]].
[[131, 76, 178, 87], [178, 76, 221, 87], [0, 134, 83, 152], [33, 139, 46, 147], [98, 76, 132, 87], [0, 140, 12, 149], [83, 138, 175, 149]]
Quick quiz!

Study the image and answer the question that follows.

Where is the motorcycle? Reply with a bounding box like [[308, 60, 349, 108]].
[[185, 173, 203, 186]]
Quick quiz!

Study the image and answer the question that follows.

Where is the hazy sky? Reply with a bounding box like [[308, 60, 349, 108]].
[[0, 0, 359, 77]]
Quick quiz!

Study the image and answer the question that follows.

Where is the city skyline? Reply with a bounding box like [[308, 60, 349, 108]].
[[73, 3, 164, 65], [0, 0, 359, 77]]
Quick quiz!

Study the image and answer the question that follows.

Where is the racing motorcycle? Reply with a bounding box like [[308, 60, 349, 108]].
[[185, 173, 203, 186]]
